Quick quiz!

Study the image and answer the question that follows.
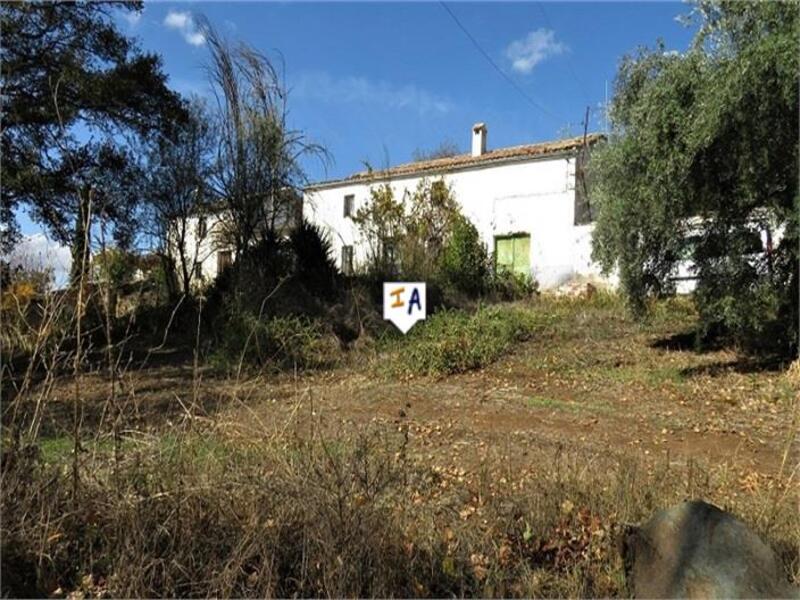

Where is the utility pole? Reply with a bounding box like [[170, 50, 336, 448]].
[[580, 105, 591, 217], [582, 105, 590, 145]]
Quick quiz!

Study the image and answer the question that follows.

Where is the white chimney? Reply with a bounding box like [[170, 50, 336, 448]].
[[471, 122, 487, 157]]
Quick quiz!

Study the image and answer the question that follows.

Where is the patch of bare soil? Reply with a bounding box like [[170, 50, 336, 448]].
[[37, 300, 798, 487], [215, 308, 797, 492]]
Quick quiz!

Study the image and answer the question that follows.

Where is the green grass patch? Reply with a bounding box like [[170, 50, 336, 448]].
[[382, 304, 539, 376], [157, 433, 239, 467], [38, 436, 123, 464], [525, 396, 564, 410], [39, 436, 75, 463], [604, 364, 685, 386]]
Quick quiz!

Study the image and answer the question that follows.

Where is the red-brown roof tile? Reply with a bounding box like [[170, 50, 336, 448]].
[[307, 133, 605, 190]]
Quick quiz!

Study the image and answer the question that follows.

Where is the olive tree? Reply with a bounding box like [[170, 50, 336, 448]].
[[591, 0, 799, 354], [143, 97, 217, 299]]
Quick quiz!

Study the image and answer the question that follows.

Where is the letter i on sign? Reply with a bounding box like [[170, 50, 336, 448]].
[[383, 282, 426, 334]]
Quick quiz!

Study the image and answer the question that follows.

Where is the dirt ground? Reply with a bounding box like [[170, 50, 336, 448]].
[[11, 297, 797, 599], [43, 297, 799, 490], [232, 315, 796, 484]]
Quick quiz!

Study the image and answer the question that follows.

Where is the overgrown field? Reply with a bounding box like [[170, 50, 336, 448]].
[[2, 295, 799, 598]]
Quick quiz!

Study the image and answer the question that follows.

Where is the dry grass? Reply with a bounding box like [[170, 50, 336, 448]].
[[3, 418, 797, 598], [2, 293, 798, 598]]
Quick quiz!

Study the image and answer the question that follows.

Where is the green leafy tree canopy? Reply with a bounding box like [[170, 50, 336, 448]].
[[591, 0, 799, 354], [1, 2, 184, 263]]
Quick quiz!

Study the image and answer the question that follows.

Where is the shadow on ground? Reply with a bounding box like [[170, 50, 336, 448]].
[[680, 357, 790, 378], [649, 330, 725, 353]]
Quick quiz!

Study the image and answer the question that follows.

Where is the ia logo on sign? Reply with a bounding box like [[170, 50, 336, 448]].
[[383, 282, 426, 334]]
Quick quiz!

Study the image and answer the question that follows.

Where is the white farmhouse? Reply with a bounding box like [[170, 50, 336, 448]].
[[303, 123, 609, 289], [179, 209, 232, 287], [179, 191, 302, 288]]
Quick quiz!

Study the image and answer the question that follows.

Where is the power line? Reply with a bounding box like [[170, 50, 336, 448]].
[[439, 1, 563, 125]]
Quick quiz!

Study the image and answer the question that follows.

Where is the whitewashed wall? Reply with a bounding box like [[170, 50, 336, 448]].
[[177, 213, 231, 287], [303, 155, 612, 289]]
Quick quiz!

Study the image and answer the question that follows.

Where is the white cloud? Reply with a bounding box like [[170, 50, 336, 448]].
[[163, 10, 206, 46], [164, 10, 190, 29], [8, 233, 72, 289], [506, 29, 566, 74], [292, 72, 453, 116], [184, 30, 207, 46]]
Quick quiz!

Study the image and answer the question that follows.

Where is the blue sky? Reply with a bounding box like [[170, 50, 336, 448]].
[[128, 1, 696, 182], [16, 1, 697, 246]]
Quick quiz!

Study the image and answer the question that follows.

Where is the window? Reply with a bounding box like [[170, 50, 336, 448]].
[[494, 234, 531, 278], [194, 261, 203, 280], [197, 217, 208, 238], [217, 250, 232, 273], [343, 194, 355, 218], [688, 230, 763, 261], [341, 245, 354, 275]]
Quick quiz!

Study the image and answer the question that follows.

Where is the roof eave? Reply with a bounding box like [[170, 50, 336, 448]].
[[304, 145, 591, 193]]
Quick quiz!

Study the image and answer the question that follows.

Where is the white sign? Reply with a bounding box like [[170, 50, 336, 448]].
[[383, 282, 426, 334]]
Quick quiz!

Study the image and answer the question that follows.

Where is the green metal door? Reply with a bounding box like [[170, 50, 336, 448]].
[[494, 235, 530, 277]]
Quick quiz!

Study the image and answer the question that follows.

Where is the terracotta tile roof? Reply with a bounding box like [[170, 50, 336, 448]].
[[307, 133, 605, 190]]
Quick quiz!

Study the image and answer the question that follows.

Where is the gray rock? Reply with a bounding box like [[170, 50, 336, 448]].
[[619, 500, 797, 598]]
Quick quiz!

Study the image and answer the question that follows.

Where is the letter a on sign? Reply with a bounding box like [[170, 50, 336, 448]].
[[383, 282, 426, 334]]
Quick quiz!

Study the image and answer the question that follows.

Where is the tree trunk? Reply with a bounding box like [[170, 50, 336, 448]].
[[70, 190, 92, 286], [158, 252, 180, 302], [181, 257, 192, 297]]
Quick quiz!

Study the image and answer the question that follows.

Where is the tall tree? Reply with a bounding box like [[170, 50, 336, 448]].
[[143, 97, 217, 298], [32, 141, 143, 282], [591, 0, 799, 354], [201, 19, 328, 257], [0, 1, 184, 276]]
